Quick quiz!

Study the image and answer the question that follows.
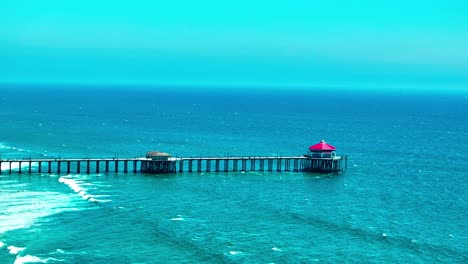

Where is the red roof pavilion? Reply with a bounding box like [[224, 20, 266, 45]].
[[308, 140, 336, 152]]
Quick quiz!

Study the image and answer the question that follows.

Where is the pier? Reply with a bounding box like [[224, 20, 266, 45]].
[[0, 156, 347, 175], [0, 141, 347, 175]]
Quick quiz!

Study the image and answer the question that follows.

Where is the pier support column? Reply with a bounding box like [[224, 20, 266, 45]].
[[179, 160, 184, 172], [268, 159, 273, 171], [277, 159, 282, 171], [241, 159, 247, 171], [171, 161, 176, 173], [293, 159, 299, 172], [303, 159, 308, 171], [197, 160, 202, 172], [19, 162, 22, 174], [345, 156, 348, 171], [259, 159, 264, 171], [77, 161, 81, 173], [115, 160, 119, 172], [206, 160, 211, 172], [96, 161, 100, 173], [124, 161, 128, 173], [57, 161, 61, 174], [48, 162, 52, 173], [86, 160, 90, 174], [28, 161, 32, 173], [224, 159, 229, 172], [215, 160, 220, 172], [9, 162, 12, 173], [105, 161, 109, 173], [188, 160, 193, 172], [233, 159, 238, 172], [38, 161, 42, 173], [0, 161, 2, 174], [133, 161, 137, 173], [67, 161, 71, 174]]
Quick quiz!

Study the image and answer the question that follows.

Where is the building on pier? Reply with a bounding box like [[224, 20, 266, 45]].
[[141, 151, 176, 173], [146, 151, 171, 160], [307, 140, 336, 158], [303, 140, 345, 173]]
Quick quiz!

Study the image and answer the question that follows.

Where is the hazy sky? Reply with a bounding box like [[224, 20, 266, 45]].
[[2, 0, 468, 91]]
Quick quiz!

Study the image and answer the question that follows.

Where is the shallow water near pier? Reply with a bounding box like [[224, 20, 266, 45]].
[[0, 85, 467, 263]]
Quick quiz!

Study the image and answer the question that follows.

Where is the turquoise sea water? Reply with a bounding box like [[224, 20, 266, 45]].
[[0, 85, 467, 263]]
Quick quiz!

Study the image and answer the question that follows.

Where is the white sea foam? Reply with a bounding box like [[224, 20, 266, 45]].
[[8, 245, 26, 254], [171, 214, 184, 221], [229, 251, 241, 255], [14, 255, 49, 264], [0, 143, 30, 153], [0, 241, 5, 248], [59, 177, 85, 193], [59, 176, 108, 204], [0, 190, 77, 234]]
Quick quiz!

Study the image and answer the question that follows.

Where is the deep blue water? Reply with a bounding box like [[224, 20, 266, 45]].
[[0, 85, 467, 263]]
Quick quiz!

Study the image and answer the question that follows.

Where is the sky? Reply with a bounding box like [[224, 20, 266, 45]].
[[1, 0, 468, 92]]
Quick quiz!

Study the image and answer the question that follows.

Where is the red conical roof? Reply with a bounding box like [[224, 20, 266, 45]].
[[308, 140, 336, 152]]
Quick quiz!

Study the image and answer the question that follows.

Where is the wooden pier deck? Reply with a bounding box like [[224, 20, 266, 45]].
[[0, 155, 347, 174]]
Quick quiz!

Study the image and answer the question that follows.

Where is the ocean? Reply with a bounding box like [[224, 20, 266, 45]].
[[0, 85, 466, 263]]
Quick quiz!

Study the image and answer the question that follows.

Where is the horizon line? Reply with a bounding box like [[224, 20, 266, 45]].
[[0, 80, 466, 95]]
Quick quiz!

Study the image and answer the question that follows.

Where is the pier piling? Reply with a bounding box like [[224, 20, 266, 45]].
[[188, 160, 193, 172]]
